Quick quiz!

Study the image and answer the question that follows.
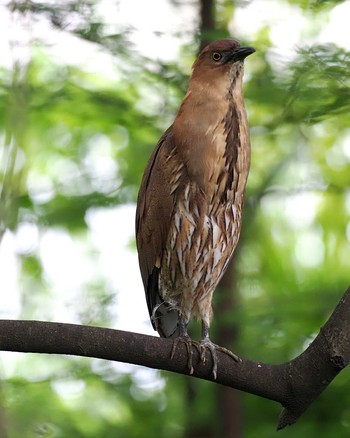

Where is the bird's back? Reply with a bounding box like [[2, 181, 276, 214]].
[[136, 128, 181, 337]]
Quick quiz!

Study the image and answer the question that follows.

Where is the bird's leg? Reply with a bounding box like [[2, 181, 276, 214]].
[[199, 321, 241, 379], [170, 317, 201, 375]]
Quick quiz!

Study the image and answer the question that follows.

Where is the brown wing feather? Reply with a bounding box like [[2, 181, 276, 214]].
[[136, 127, 177, 326]]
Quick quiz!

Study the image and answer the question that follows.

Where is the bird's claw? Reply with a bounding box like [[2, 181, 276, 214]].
[[171, 336, 202, 375], [171, 336, 240, 379], [199, 339, 241, 380]]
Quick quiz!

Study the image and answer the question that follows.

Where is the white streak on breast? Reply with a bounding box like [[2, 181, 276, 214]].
[[212, 220, 220, 247], [213, 246, 222, 269], [205, 125, 214, 136], [170, 181, 180, 195], [170, 229, 177, 250], [166, 251, 171, 268], [204, 265, 212, 284], [184, 212, 196, 227], [184, 183, 190, 200], [175, 213, 181, 232], [230, 223, 236, 239], [225, 211, 231, 231], [232, 204, 237, 221]]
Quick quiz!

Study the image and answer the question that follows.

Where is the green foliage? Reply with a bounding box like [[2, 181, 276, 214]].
[[2, 360, 182, 437], [285, 44, 350, 124]]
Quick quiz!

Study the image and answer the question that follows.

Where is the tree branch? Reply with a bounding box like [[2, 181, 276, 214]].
[[0, 286, 349, 430]]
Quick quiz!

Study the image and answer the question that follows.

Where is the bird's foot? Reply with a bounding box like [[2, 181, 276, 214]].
[[170, 336, 202, 375], [199, 338, 241, 380]]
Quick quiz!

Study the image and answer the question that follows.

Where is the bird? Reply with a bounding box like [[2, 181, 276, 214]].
[[136, 39, 255, 379]]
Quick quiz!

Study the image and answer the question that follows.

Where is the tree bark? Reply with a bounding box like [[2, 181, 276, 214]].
[[216, 260, 242, 438], [0, 286, 349, 430], [199, 0, 215, 51]]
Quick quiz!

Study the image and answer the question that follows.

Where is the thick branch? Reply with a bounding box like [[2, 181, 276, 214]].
[[0, 286, 349, 430]]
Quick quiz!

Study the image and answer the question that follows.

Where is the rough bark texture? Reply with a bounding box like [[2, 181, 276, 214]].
[[0, 286, 349, 430]]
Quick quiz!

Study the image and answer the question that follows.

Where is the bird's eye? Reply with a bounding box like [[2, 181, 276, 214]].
[[211, 51, 222, 62]]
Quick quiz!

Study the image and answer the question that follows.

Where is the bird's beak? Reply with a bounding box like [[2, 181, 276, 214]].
[[227, 46, 256, 62]]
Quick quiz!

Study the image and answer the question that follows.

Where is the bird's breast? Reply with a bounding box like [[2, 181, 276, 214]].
[[159, 178, 243, 312], [173, 92, 250, 202]]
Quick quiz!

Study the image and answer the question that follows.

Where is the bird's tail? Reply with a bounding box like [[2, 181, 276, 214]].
[[147, 267, 180, 338], [152, 300, 180, 338]]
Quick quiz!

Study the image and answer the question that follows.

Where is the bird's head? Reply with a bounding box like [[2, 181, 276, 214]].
[[191, 39, 255, 84]]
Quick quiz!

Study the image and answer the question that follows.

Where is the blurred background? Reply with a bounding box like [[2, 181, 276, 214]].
[[0, 0, 349, 436]]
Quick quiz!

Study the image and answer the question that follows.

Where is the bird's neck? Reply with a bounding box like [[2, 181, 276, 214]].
[[171, 72, 250, 196], [173, 72, 245, 137]]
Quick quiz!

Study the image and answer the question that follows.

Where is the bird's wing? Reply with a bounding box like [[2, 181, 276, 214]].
[[136, 127, 177, 328]]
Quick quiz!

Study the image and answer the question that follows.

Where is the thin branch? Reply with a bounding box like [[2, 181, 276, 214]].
[[0, 286, 349, 430]]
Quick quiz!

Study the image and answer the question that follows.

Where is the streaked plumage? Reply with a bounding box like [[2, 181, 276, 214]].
[[136, 39, 254, 378]]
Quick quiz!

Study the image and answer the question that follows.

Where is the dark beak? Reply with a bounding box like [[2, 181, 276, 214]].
[[227, 46, 255, 62]]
